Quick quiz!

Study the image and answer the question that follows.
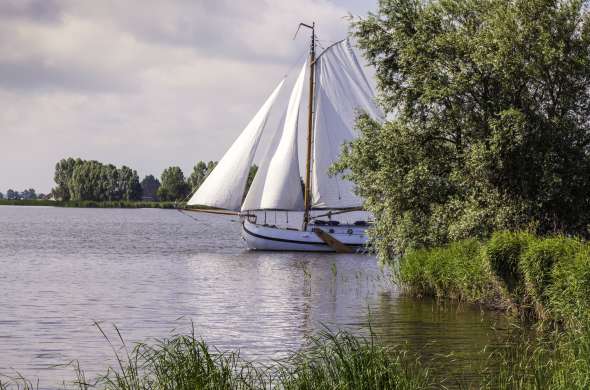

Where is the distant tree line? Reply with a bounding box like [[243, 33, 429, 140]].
[[48, 158, 260, 204], [53, 158, 142, 201], [3, 159, 258, 204], [0, 189, 49, 200]]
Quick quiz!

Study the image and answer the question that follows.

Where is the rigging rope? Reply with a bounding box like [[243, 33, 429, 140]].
[[176, 208, 200, 223]]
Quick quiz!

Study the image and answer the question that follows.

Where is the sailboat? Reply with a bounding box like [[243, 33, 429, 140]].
[[185, 23, 382, 252]]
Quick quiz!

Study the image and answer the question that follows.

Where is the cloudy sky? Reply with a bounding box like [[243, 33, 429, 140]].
[[0, 0, 377, 194]]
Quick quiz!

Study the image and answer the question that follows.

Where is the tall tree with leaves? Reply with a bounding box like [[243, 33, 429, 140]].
[[335, 0, 590, 259], [53, 158, 81, 200], [69, 160, 104, 201], [21, 189, 37, 200], [118, 166, 142, 201], [6, 189, 18, 200], [141, 175, 161, 201], [158, 166, 190, 201]]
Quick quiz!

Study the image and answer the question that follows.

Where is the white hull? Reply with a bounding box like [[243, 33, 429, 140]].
[[241, 219, 368, 252]]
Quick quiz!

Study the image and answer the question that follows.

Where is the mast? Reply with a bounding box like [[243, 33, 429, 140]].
[[297, 22, 315, 230]]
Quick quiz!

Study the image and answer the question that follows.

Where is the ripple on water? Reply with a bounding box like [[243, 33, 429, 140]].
[[0, 206, 509, 387]]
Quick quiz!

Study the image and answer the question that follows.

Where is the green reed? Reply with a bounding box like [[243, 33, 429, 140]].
[[0, 325, 433, 390], [480, 323, 590, 390], [397, 231, 590, 327], [1, 321, 589, 389], [395, 231, 590, 389]]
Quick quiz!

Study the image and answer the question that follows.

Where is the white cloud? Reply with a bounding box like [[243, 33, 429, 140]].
[[0, 0, 376, 193]]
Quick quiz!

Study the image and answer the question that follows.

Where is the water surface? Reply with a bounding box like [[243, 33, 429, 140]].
[[0, 206, 508, 387]]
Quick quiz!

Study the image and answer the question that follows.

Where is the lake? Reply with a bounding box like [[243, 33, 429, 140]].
[[0, 206, 509, 388]]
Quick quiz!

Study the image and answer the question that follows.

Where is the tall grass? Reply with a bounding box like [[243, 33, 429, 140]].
[[481, 323, 590, 389], [485, 231, 532, 304], [399, 239, 497, 304], [276, 330, 432, 390], [397, 231, 590, 327], [396, 231, 590, 389], [0, 327, 434, 390]]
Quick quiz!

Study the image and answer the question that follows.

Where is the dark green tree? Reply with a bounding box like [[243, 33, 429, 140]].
[[6, 189, 18, 200], [101, 164, 120, 201], [141, 175, 161, 201], [21, 189, 37, 200], [335, 0, 590, 258], [69, 160, 104, 201], [118, 166, 142, 201], [53, 157, 81, 200], [0, 192, 4, 200], [158, 166, 190, 201]]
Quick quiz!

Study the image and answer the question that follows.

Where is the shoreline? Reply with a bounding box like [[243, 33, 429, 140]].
[[0, 200, 187, 209]]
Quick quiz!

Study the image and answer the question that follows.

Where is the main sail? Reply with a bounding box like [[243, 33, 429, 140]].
[[311, 39, 382, 209], [187, 80, 285, 210], [242, 61, 307, 211]]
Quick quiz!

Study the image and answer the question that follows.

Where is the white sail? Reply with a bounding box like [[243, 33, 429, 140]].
[[187, 79, 285, 210], [240, 112, 284, 211], [241, 62, 307, 211], [258, 61, 307, 210], [311, 39, 382, 209]]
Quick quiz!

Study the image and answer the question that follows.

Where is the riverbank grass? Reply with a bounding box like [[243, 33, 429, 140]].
[[398, 232, 590, 327], [0, 329, 433, 390], [396, 231, 590, 389], [399, 239, 498, 304]]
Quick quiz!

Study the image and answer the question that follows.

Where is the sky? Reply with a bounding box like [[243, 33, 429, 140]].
[[0, 0, 378, 194]]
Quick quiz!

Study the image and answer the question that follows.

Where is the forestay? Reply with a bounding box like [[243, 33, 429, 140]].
[[242, 61, 307, 211], [187, 80, 285, 210], [311, 39, 382, 209]]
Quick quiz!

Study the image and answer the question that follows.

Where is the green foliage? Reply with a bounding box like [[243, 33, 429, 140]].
[[20, 189, 37, 200], [52, 158, 142, 202], [187, 161, 217, 192], [0, 328, 433, 390], [0, 189, 38, 200], [53, 157, 80, 200], [483, 323, 590, 390], [520, 236, 583, 314], [337, 0, 590, 259], [277, 330, 432, 390], [140, 175, 160, 201], [6, 189, 18, 200], [399, 232, 590, 327], [400, 239, 494, 302], [548, 246, 590, 327], [158, 166, 190, 202], [118, 166, 142, 202], [485, 231, 534, 302]]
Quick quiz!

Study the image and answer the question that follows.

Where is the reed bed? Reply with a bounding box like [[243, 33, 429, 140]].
[[397, 231, 590, 327], [396, 231, 590, 389], [1, 325, 588, 389], [481, 323, 590, 389], [0, 327, 434, 390]]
